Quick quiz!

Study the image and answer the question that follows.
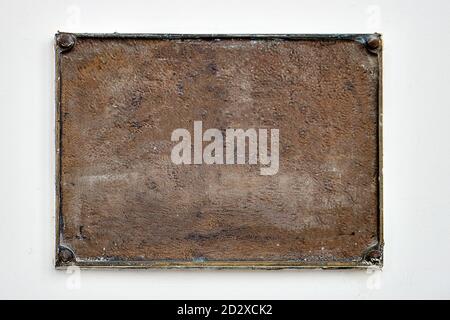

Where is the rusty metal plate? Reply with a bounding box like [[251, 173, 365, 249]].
[[55, 33, 383, 269]]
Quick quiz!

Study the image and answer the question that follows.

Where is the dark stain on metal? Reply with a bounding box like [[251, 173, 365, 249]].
[[55, 33, 383, 269]]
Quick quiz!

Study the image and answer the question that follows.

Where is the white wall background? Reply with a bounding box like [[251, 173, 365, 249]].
[[1, 0, 449, 299]]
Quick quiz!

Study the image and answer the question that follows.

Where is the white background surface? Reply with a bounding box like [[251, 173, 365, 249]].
[[1, 0, 449, 299]]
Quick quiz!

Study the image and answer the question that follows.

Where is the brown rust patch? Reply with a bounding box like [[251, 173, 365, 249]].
[[56, 34, 382, 268]]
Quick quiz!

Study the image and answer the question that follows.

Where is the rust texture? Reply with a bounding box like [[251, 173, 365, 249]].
[[56, 34, 382, 268]]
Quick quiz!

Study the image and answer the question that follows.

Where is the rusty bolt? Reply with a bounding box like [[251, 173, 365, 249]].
[[366, 35, 381, 50], [58, 246, 74, 263], [366, 249, 382, 264], [56, 33, 76, 51]]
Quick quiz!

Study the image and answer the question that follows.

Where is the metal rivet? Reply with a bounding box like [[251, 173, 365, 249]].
[[58, 246, 75, 263], [56, 33, 76, 51], [366, 35, 381, 50], [366, 249, 382, 264]]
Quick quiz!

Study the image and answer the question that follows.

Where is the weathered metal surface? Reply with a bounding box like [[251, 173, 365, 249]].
[[55, 33, 383, 269]]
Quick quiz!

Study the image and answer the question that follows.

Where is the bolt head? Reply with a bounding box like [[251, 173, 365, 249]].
[[59, 247, 73, 263], [366, 35, 381, 50], [367, 250, 382, 263], [56, 33, 76, 50]]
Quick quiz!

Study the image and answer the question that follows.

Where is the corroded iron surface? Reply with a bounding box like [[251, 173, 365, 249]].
[[56, 34, 382, 268]]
